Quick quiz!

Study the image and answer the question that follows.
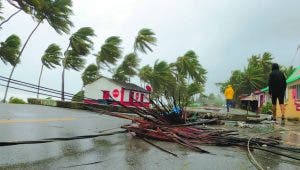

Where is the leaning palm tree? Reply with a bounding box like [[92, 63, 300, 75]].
[[0, 0, 23, 28], [3, 0, 73, 102], [61, 27, 95, 101], [0, 1, 5, 21], [112, 66, 127, 82], [0, 34, 21, 102], [134, 28, 157, 54], [121, 53, 140, 80], [81, 63, 100, 86], [0, 34, 21, 65], [95, 36, 122, 72], [172, 50, 207, 85], [112, 53, 140, 83], [139, 65, 153, 83], [37, 43, 62, 98]]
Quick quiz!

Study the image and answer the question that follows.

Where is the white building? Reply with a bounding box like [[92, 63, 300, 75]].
[[84, 77, 151, 107]]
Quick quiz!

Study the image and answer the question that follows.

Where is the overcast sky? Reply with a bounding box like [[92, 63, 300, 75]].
[[1, 0, 300, 100]]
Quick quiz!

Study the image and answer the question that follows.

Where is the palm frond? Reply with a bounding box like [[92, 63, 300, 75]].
[[70, 27, 95, 56], [96, 36, 122, 69], [63, 50, 86, 71], [41, 43, 62, 69], [134, 28, 157, 54]]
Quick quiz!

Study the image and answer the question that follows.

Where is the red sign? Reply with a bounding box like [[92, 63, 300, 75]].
[[112, 89, 119, 98], [146, 85, 152, 92], [135, 92, 139, 100]]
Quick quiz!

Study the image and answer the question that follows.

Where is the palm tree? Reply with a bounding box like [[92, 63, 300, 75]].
[[61, 27, 95, 101], [151, 60, 176, 94], [112, 53, 140, 83], [0, 9, 21, 28], [112, 66, 127, 82], [81, 64, 99, 86], [0, 34, 21, 66], [3, 0, 73, 102], [139, 65, 153, 83], [95, 36, 122, 72], [134, 28, 157, 54], [122, 53, 140, 79], [172, 50, 207, 84], [37, 43, 62, 98]]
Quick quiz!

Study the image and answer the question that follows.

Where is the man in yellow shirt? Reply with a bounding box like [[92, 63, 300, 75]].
[[224, 85, 235, 112]]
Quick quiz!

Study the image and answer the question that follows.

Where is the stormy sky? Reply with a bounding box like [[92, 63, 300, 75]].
[[1, 0, 300, 100]]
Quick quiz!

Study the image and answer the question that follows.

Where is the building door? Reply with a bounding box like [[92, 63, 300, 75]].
[[103, 91, 110, 100], [129, 91, 134, 103]]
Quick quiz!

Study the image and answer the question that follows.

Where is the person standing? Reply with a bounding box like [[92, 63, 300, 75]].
[[224, 85, 234, 112], [268, 63, 287, 121]]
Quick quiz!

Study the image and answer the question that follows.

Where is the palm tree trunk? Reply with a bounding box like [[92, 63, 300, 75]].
[[2, 66, 15, 103], [2, 21, 41, 102], [37, 65, 44, 98], [61, 43, 71, 101], [61, 67, 65, 101], [0, 9, 21, 28]]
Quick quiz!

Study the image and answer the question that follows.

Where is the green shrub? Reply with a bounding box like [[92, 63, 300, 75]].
[[9, 97, 26, 104], [261, 102, 272, 114], [72, 91, 84, 102], [41, 99, 57, 106], [27, 98, 41, 105], [70, 102, 85, 109]]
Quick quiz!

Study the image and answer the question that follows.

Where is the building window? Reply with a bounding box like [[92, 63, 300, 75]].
[[141, 93, 144, 102], [296, 84, 300, 100]]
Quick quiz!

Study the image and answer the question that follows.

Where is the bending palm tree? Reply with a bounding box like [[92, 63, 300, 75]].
[[0, 34, 21, 102], [173, 50, 207, 84], [81, 64, 100, 86], [0, 9, 21, 28], [37, 43, 62, 98], [61, 27, 95, 101], [95, 36, 122, 72], [113, 53, 140, 82], [3, 0, 73, 102], [139, 65, 153, 83], [0, 34, 21, 66], [134, 28, 157, 54]]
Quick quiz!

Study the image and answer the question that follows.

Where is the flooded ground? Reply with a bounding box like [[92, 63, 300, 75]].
[[0, 103, 299, 170]]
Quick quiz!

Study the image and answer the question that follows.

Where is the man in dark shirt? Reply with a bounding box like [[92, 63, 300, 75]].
[[268, 63, 287, 121]]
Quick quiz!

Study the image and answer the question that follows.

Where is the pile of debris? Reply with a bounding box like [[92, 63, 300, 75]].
[[86, 97, 282, 155]]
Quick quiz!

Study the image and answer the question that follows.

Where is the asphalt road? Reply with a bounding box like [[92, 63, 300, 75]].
[[0, 103, 299, 170]]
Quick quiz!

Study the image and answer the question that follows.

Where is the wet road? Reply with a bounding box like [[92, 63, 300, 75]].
[[0, 103, 299, 170]]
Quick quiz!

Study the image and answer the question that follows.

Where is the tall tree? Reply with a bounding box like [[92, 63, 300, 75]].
[[95, 36, 122, 72], [81, 64, 99, 86], [0, 34, 21, 65], [61, 27, 95, 100], [134, 28, 157, 54], [37, 43, 62, 98], [3, 0, 73, 102]]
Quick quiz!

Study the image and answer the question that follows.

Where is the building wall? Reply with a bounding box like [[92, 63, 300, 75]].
[[84, 78, 122, 101], [276, 79, 300, 119], [123, 89, 130, 102]]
